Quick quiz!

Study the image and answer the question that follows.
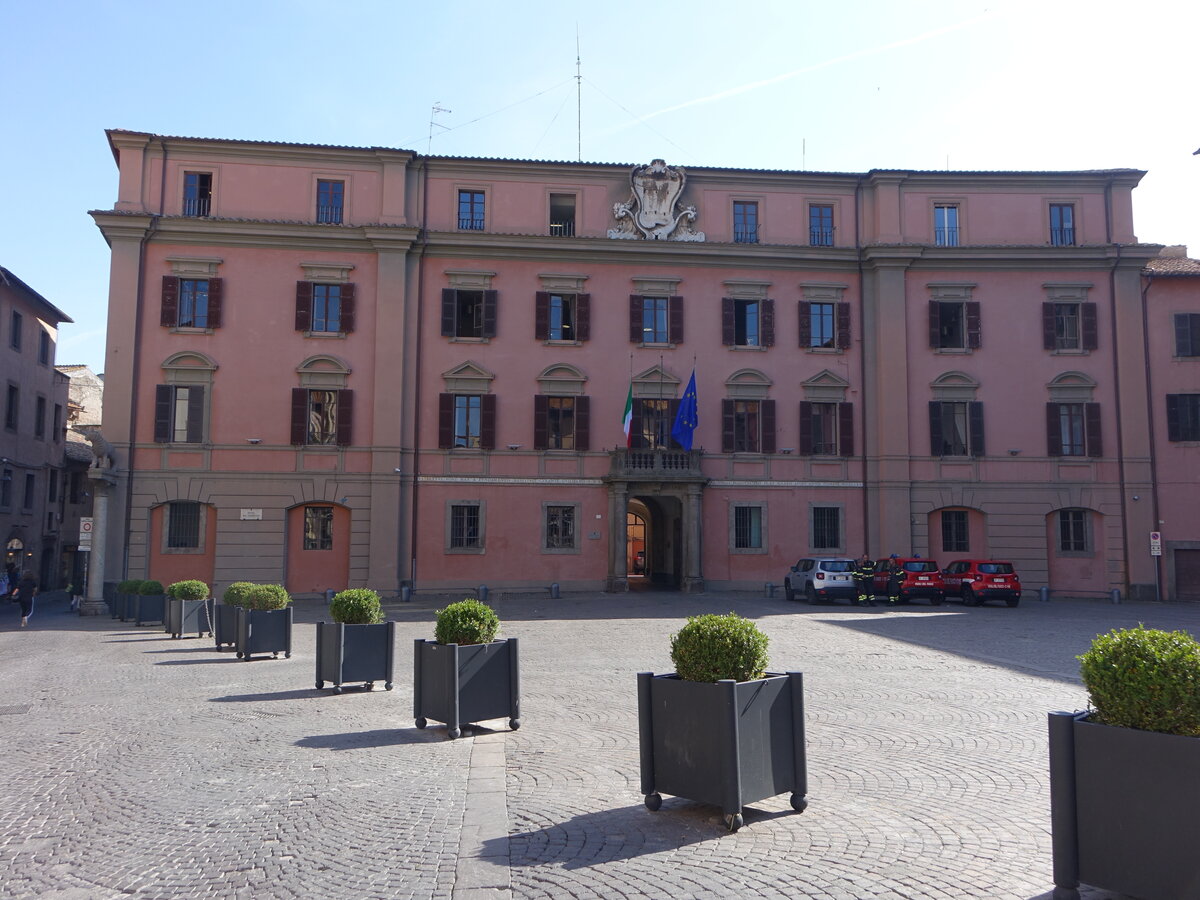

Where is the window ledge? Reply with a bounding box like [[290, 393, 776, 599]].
[[729, 344, 768, 352], [450, 337, 491, 344], [542, 547, 581, 555], [1051, 348, 1089, 356], [805, 346, 844, 354], [730, 547, 768, 555], [934, 347, 973, 355], [447, 546, 485, 555], [543, 339, 583, 347], [169, 327, 215, 335], [637, 341, 676, 349], [302, 331, 346, 340]]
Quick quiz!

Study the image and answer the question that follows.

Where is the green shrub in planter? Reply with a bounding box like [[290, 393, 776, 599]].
[[434, 598, 500, 645], [114, 579, 143, 619], [168, 580, 209, 602], [222, 582, 255, 608], [139, 580, 165, 596], [670, 612, 769, 683], [245, 583, 291, 611], [329, 589, 384, 625], [1078, 624, 1200, 737], [118, 579, 143, 594]]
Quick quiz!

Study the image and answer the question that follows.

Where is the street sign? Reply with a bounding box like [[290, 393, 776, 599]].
[[80, 517, 94, 550], [1150, 531, 1162, 556]]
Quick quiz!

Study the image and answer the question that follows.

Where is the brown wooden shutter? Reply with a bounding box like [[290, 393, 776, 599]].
[[291, 388, 308, 445], [629, 295, 643, 343], [761, 299, 776, 347], [482, 290, 498, 338], [929, 301, 941, 348], [668, 296, 684, 344], [161, 276, 179, 328], [481, 394, 496, 450], [966, 302, 981, 349], [576, 293, 591, 342], [441, 288, 456, 337], [336, 389, 354, 446], [438, 394, 454, 449], [1081, 303, 1098, 351], [1042, 303, 1057, 350], [534, 292, 550, 341], [295, 282, 313, 331], [629, 397, 644, 449], [929, 401, 943, 456], [798, 301, 811, 348], [533, 395, 548, 450], [838, 402, 854, 457], [207, 278, 224, 329], [721, 298, 735, 346], [186, 386, 205, 443], [1046, 403, 1061, 456], [153, 385, 172, 443], [722, 399, 735, 453], [1085, 402, 1102, 457], [761, 400, 776, 454], [969, 401, 985, 457], [836, 302, 851, 350], [340, 283, 356, 333], [575, 396, 590, 451], [1166, 395, 1182, 441], [798, 401, 813, 455]]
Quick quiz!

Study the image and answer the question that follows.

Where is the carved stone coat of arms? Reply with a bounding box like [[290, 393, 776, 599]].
[[608, 159, 705, 242]]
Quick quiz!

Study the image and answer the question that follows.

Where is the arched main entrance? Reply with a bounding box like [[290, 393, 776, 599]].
[[627, 495, 683, 589]]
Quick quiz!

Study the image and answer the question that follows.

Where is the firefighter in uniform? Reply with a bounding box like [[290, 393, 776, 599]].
[[853, 555, 876, 607], [886, 555, 904, 605]]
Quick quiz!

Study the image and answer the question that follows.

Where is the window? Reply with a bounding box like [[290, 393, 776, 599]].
[[733, 201, 758, 243], [53, 404, 62, 442], [458, 190, 485, 230], [929, 401, 985, 457], [0, 469, 10, 507], [642, 296, 669, 344], [800, 401, 853, 457], [722, 298, 775, 348], [733, 506, 763, 549], [1174, 314, 1200, 357], [179, 279, 210, 328], [629, 295, 683, 345], [34, 396, 45, 440], [1046, 402, 1101, 457], [634, 398, 677, 450], [722, 398, 776, 454], [1167, 394, 1200, 441], [534, 394, 590, 451], [535, 292, 590, 342], [437, 393, 495, 450], [183, 173, 212, 217], [809, 302, 834, 349], [38, 330, 50, 365], [162, 276, 223, 329], [68, 470, 82, 505], [10, 311, 21, 350], [303, 506, 334, 550], [450, 503, 482, 550], [1043, 302, 1097, 351], [809, 204, 834, 246], [934, 205, 959, 246], [290, 386, 353, 447], [549, 193, 576, 236], [1058, 509, 1089, 553], [941, 510, 969, 552], [440, 289, 496, 340], [5, 384, 17, 430], [167, 501, 201, 549], [546, 397, 576, 450], [929, 300, 981, 350], [1050, 203, 1075, 246], [305, 390, 337, 445], [48, 470, 58, 503], [812, 507, 841, 550], [316, 180, 344, 224], [545, 505, 576, 550], [153, 385, 205, 443], [800, 300, 851, 350], [296, 282, 355, 334], [22, 473, 34, 510]]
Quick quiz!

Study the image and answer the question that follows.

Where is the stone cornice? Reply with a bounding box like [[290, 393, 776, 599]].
[[108, 130, 417, 169], [89, 212, 155, 245]]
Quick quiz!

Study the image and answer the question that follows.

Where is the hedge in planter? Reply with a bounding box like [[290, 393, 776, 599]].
[[165, 579, 213, 639], [214, 581, 253, 651], [131, 580, 166, 627], [234, 584, 293, 661], [1049, 625, 1200, 900], [638, 612, 807, 832], [414, 598, 519, 739], [316, 589, 395, 693], [114, 579, 142, 621]]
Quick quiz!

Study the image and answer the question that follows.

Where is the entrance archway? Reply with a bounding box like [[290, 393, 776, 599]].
[[627, 494, 683, 589]]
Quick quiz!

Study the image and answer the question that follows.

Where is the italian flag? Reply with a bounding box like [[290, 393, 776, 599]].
[[622, 384, 633, 447]]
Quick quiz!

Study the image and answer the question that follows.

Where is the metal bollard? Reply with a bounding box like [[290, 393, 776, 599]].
[[765, 582, 776, 599], [1039, 585, 1050, 603], [324, 589, 335, 604], [477, 584, 489, 603], [550, 583, 560, 599], [401, 585, 412, 603], [1111, 588, 1122, 605]]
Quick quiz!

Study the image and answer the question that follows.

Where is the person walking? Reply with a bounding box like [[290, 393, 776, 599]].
[[853, 554, 876, 607], [13, 570, 38, 627]]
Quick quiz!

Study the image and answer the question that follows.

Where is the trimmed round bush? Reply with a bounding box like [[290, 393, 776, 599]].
[[168, 580, 209, 602], [1079, 624, 1200, 737], [329, 589, 384, 625], [139, 580, 165, 596], [118, 579, 143, 594], [222, 582, 255, 607], [670, 612, 770, 683], [245, 583, 291, 611], [434, 598, 500, 646]]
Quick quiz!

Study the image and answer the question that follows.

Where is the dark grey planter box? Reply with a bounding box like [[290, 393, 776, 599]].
[[115, 592, 135, 621], [1049, 711, 1200, 899], [413, 637, 520, 738], [637, 671, 808, 831], [110, 590, 127, 619], [235, 607, 293, 661], [166, 597, 213, 639], [132, 594, 166, 626], [213, 603, 238, 650], [315, 622, 396, 692]]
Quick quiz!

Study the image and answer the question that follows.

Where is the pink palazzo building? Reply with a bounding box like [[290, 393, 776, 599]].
[[87, 130, 1197, 602]]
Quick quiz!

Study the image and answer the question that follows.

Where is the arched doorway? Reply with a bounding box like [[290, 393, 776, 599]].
[[627, 494, 683, 589]]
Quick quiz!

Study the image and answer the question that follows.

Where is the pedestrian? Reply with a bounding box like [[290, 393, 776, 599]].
[[886, 555, 904, 606], [853, 554, 876, 607], [12, 569, 38, 627]]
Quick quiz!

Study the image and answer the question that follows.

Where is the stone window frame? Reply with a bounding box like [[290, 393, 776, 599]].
[[160, 499, 208, 555], [1055, 507, 1095, 558], [446, 499, 486, 554], [166, 256, 224, 335], [809, 502, 845, 553], [729, 501, 768, 555], [541, 501, 581, 555]]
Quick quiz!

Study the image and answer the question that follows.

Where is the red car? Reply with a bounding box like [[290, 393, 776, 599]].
[[942, 560, 1022, 607], [872, 558, 945, 605]]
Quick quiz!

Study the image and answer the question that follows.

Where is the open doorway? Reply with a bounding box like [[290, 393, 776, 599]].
[[626, 495, 682, 590]]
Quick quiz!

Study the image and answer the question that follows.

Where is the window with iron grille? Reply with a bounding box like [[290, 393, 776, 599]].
[[458, 190, 485, 230], [1050, 204, 1075, 246], [167, 501, 201, 549], [303, 506, 334, 550], [934, 205, 960, 246], [450, 504, 482, 549], [941, 510, 969, 552], [178, 279, 210, 328], [1058, 509, 1088, 552], [733, 201, 758, 243], [809, 204, 834, 246], [642, 297, 669, 343], [734, 506, 763, 549], [545, 505, 576, 550], [311, 284, 342, 332], [316, 180, 344, 224], [1175, 314, 1200, 357], [1166, 394, 1200, 441], [183, 173, 211, 217], [812, 506, 840, 550]]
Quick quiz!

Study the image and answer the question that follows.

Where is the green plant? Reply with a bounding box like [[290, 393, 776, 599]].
[[139, 580, 165, 595], [222, 582, 255, 607], [1079, 624, 1200, 737], [117, 579, 143, 594], [168, 579, 209, 602], [670, 612, 770, 683], [434, 598, 500, 645], [329, 588, 384, 625], [245, 583, 292, 611]]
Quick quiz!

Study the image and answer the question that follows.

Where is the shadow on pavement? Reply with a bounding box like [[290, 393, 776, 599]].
[[154, 657, 240, 666], [295, 728, 441, 750], [211, 689, 324, 702]]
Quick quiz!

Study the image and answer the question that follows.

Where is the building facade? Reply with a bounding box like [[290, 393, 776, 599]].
[[89, 130, 1195, 601]]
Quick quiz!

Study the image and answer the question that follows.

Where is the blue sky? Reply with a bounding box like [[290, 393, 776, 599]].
[[3, 0, 1196, 375]]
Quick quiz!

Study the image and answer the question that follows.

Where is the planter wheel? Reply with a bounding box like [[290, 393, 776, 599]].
[[363, 683, 374, 691], [285, 652, 291, 658], [724, 813, 743, 833], [384, 682, 393, 691], [447, 726, 461, 739], [333, 685, 343, 694], [315, 681, 324, 690], [644, 793, 662, 812], [415, 718, 427, 729], [272, 653, 279, 659], [509, 718, 521, 730], [236, 651, 244, 659], [790, 793, 808, 813]]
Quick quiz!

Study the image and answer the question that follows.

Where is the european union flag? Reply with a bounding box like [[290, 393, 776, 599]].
[[671, 370, 698, 451]]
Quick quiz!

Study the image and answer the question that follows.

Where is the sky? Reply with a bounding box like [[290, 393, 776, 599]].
[[3, 0, 1197, 376]]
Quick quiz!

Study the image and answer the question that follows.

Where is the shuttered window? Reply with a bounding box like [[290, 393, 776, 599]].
[[153, 385, 205, 443], [290, 388, 353, 447]]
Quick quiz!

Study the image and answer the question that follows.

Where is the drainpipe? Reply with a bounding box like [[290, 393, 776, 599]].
[[1104, 181, 1131, 598], [855, 176, 869, 555], [1140, 272, 1164, 601], [408, 155, 429, 589]]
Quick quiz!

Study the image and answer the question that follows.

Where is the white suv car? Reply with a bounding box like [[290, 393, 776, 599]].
[[783, 557, 858, 604]]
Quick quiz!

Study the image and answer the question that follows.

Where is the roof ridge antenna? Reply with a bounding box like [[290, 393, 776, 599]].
[[428, 103, 451, 155]]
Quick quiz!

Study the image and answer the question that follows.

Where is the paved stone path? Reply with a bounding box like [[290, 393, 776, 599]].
[[5, 588, 1193, 898]]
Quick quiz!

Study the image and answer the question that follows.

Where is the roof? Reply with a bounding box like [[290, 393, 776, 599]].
[[0, 267, 74, 324], [1145, 255, 1200, 276]]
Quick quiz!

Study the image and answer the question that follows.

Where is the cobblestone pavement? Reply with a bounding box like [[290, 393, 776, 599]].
[[4, 588, 1194, 899]]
